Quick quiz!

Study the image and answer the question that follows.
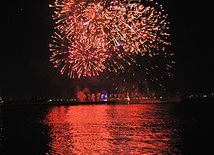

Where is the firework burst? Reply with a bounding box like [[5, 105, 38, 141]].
[[50, 32, 109, 78], [49, 0, 172, 80]]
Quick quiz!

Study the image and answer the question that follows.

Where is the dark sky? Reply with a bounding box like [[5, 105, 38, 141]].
[[1, 0, 214, 99]]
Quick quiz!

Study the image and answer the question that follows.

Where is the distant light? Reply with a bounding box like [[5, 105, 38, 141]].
[[160, 96, 162, 99], [203, 95, 207, 98], [49, 99, 52, 102], [101, 94, 108, 98], [0, 97, 3, 103], [101, 94, 105, 98]]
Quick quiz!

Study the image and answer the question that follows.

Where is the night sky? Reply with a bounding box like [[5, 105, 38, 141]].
[[1, 0, 214, 99]]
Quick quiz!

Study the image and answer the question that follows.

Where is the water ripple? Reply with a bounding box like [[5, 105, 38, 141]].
[[43, 104, 182, 154]]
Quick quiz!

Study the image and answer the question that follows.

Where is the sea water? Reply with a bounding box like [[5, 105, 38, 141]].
[[1, 101, 214, 154]]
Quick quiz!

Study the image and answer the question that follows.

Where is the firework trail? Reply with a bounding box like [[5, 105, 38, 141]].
[[108, 52, 175, 92], [49, 0, 172, 80]]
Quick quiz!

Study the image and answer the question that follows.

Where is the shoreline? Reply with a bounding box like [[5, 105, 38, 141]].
[[1, 97, 213, 106]]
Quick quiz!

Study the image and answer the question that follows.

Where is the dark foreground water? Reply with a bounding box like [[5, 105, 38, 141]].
[[1, 100, 214, 154]]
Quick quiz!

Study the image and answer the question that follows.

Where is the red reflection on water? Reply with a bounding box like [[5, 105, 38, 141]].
[[43, 104, 181, 154]]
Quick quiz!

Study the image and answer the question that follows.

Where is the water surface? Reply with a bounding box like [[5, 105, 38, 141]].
[[1, 102, 214, 154]]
